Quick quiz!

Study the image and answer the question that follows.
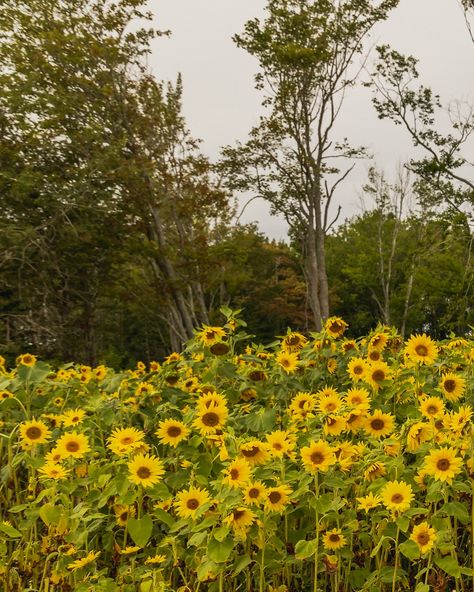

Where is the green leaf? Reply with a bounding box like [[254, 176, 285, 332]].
[[214, 525, 230, 542], [415, 584, 430, 592], [396, 514, 410, 533], [39, 503, 62, 526], [127, 515, 153, 548], [441, 501, 470, 525], [295, 538, 318, 560], [0, 523, 21, 538], [207, 535, 234, 563], [233, 554, 252, 575], [399, 540, 420, 560], [435, 555, 461, 578], [187, 531, 207, 547]]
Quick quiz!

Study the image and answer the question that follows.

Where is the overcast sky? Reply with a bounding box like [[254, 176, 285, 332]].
[[150, 0, 473, 240]]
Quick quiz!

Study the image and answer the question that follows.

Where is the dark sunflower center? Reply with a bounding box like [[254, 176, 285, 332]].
[[354, 366, 363, 375], [120, 512, 128, 522], [121, 436, 133, 444], [417, 532, 430, 545], [66, 441, 80, 452], [323, 402, 336, 411], [167, 426, 182, 438], [369, 351, 380, 361], [269, 491, 282, 504], [415, 344, 428, 357], [327, 418, 336, 426], [329, 534, 340, 542], [370, 419, 385, 431], [310, 451, 324, 464], [202, 412, 219, 427], [371, 370, 385, 382], [248, 488, 260, 498], [298, 399, 309, 409], [206, 331, 216, 339], [351, 397, 361, 404], [330, 322, 343, 333], [436, 458, 450, 471], [242, 446, 260, 458], [233, 510, 245, 520], [186, 498, 199, 510], [426, 405, 438, 415], [443, 379, 456, 393], [391, 493, 404, 504], [137, 466, 151, 479], [273, 443, 283, 450], [230, 468, 240, 480], [26, 426, 42, 440]]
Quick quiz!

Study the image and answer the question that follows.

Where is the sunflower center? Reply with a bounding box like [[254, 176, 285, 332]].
[[324, 402, 336, 411], [443, 379, 456, 393], [167, 426, 182, 438], [201, 412, 219, 427], [66, 441, 80, 452], [248, 488, 260, 499], [233, 510, 245, 520], [330, 322, 343, 333], [426, 405, 438, 415], [25, 426, 42, 440], [351, 397, 361, 404], [298, 399, 309, 409], [273, 443, 283, 450], [136, 466, 151, 479], [230, 468, 240, 480], [369, 351, 380, 361], [186, 498, 199, 510], [121, 437, 133, 444], [370, 419, 385, 431], [268, 491, 282, 504], [371, 370, 385, 382], [436, 458, 450, 471], [416, 532, 430, 545], [391, 493, 404, 504], [310, 451, 324, 465], [329, 533, 340, 542], [120, 512, 128, 522], [353, 366, 363, 375], [415, 344, 428, 357], [242, 446, 260, 458]]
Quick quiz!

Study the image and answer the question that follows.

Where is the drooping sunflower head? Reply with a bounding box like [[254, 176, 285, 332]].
[[156, 419, 189, 447], [363, 461, 386, 482], [19, 419, 51, 446], [325, 317, 348, 339], [404, 334, 439, 365], [281, 332, 307, 352]]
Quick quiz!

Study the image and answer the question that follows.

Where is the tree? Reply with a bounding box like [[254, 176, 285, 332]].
[[220, 0, 398, 331]]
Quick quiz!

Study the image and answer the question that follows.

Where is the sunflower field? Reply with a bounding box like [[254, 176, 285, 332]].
[[1, 309, 473, 592]]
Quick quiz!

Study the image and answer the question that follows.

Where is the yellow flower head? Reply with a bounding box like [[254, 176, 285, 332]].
[[356, 492, 382, 512], [364, 410, 395, 438], [243, 481, 268, 506], [196, 325, 226, 346], [222, 458, 252, 488], [325, 317, 348, 339], [424, 447, 462, 484], [239, 441, 270, 465], [67, 551, 100, 571], [439, 372, 466, 402], [323, 528, 346, 550], [16, 353, 37, 367], [404, 334, 439, 365], [301, 440, 336, 473], [61, 408, 86, 428], [347, 358, 368, 382], [127, 453, 165, 488], [175, 486, 211, 519], [275, 350, 299, 374], [38, 463, 70, 480], [281, 332, 307, 352], [19, 419, 51, 446], [410, 522, 437, 554], [156, 419, 189, 447], [381, 480, 414, 514], [108, 427, 146, 456], [264, 484, 292, 513], [419, 396, 445, 419]]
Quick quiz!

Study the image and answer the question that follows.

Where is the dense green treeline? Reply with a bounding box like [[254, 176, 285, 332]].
[[0, 0, 472, 366]]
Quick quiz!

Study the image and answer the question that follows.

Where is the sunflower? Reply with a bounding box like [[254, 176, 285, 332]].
[[356, 492, 382, 512], [67, 551, 100, 571], [341, 339, 357, 353], [317, 392, 342, 414], [347, 358, 368, 382], [61, 409, 86, 428], [243, 481, 268, 506], [405, 334, 439, 365], [175, 486, 211, 519], [156, 419, 189, 447], [420, 396, 445, 419], [406, 421, 434, 453], [114, 504, 136, 526], [19, 419, 51, 445], [440, 372, 466, 402], [135, 382, 154, 396], [108, 427, 146, 456], [424, 447, 462, 484], [288, 391, 316, 419], [367, 349, 382, 362], [281, 332, 307, 352], [344, 387, 371, 412], [222, 458, 251, 488], [55, 432, 90, 458], [224, 507, 256, 537], [196, 325, 226, 346], [301, 441, 335, 473], [127, 453, 164, 488], [275, 350, 299, 374], [16, 353, 37, 367], [197, 391, 227, 409], [266, 430, 295, 457], [369, 333, 388, 352], [145, 554, 167, 565], [323, 528, 346, 550], [363, 461, 386, 482], [264, 485, 292, 513], [194, 404, 228, 436], [381, 480, 414, 513], [325, 317, 348, 339], [45, 448, 64, 463], [446, 406, 472, 433], [364, 410, 395, 438], [364, 361, 391, 390], [323, 415, 347, 436], [410, 522, 437, 554], [94, 365, 107, 381], [120, 546, 141, 555], [38, 463, 70, 480], [239, 441, 270, 465], [0, 390, 13, 400]]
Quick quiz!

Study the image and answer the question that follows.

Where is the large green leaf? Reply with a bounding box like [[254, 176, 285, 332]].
[[127, 515, 153, 548]]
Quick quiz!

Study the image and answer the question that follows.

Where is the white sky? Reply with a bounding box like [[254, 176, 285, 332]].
[[150, 0, 474, 240]]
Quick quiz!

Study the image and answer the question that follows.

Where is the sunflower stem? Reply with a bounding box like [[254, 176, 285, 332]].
[[392, 525, 400, 592], [259, 523, 265, 592], [314, 472, 320, 592]]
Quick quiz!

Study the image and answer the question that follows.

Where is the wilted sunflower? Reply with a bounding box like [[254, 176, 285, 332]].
[[175, 486, 211, 519], [127, 453, 165, 488], [364, 410, 395, 438], [410, 522, 437, 554], [419, 396, 445, 419], [439, 372, 466, 402], [243, 481, 267, 506], [239, 441, 270, 465], [424, 447, 462, 483], [108, 427, 146, 456], [301, 441, 335, 473], [19, 419, 51, 445], [156, 419, 189, 447], [323, 528, 346, 550], [347, 358, 368, 382], [222, 458, 251, 488], [381, 480, 414, 513], [264, 484, 292, 513], [194, 400, 228, 434], [67, 551, 100, 571], [405, 334, 438, 365], [325, 317, 348, 339]]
